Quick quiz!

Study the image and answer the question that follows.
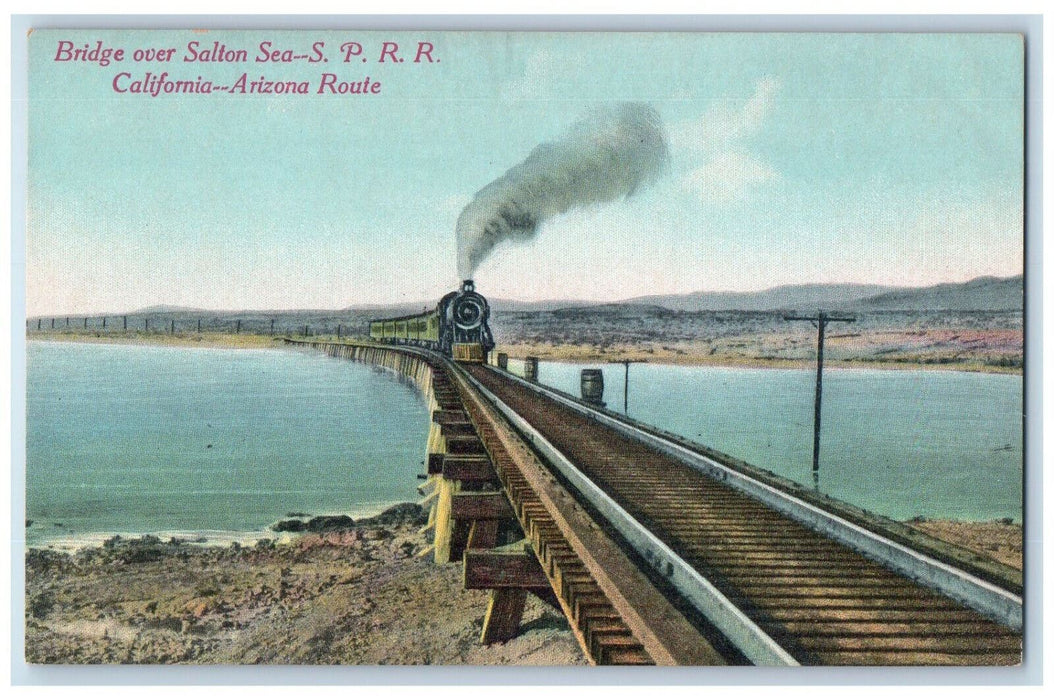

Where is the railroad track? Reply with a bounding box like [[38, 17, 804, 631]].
[[457, 363, 1022, 666], [292, 340, 1022, 666], [440, 356, 728, 665]]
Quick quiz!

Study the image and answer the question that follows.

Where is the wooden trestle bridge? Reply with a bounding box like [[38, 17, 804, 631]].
[[285, 339, 1023, 667]]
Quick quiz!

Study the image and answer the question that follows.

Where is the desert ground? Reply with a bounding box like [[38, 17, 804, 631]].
[[489, 308, 1023, 374], [24, 505, 586, 665], [28, 306, 1023, 374], [24, 504, 1021, 666], [906, 518, 1023, 570]]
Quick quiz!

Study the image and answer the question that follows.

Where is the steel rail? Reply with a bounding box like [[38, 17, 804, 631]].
[[487, 366, 1023, 632], [447, 358, 728, 665], [459, 366, 799, 666], [287, 340, 1020, 663], [290, 340, 727, 664]]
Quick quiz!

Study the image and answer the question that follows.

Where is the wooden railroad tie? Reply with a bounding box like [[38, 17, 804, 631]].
[[450, 491, 520, 576], [451, 492, 515, 521], [444, 436, 488, 455], [464, 545, 549, 589], [432, 409, 469, 425], [441, 455, 497, 482], [439, 422, 478, 439]]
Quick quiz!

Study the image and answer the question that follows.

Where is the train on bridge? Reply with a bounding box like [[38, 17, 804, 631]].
[[369, 279, 496, 363]]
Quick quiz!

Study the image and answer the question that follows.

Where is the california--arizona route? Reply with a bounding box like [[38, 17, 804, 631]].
[[111, 71, 384, 96]]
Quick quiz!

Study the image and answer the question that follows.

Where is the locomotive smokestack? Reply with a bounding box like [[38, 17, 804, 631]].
[[456, 103, 668, 278], [461, 279, 475, 292]]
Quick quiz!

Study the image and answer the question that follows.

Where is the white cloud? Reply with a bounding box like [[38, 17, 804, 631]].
[[669, 77, 780, 154], [667, 78, 781, 205], [502, 51, 553, 101], [682, 152, 778, 204]]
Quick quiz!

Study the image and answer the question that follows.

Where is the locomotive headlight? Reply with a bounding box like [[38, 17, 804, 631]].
[[453, 296, 485, 330]]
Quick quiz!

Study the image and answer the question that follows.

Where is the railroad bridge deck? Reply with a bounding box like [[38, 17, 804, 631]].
[[284, 338, 1023, 667]]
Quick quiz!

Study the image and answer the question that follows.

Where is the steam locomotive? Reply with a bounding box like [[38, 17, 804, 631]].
[[369, 280, 496, 363]]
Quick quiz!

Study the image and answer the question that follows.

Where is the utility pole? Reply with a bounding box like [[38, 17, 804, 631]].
[[783, 310, 855, 486], [608, 360, 646, 415]]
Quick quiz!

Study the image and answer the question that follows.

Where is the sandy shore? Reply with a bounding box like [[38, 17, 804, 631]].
[[26, 330, 1021, 374], [24, 505, 1020, 666], [492, 341, 1023, 375], [27, 330, 281, 350], [906, 519, 1023, 570], [24, 505, 587, 665]]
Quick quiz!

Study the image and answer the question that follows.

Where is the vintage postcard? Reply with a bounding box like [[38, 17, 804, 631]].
[[21, 26, 1026, 671]]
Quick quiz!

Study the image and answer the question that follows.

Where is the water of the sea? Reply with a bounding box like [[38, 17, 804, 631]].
[[25, 341, 430, 547], [25, 342, 1022, 548], [509, 359, 1022, 522]]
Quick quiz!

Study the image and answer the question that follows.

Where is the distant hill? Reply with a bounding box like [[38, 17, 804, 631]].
[[854, 274, 1023, 311], [614, 276, 1023, 313], [342, 298, 593, 315], [489, 298, 593, 313], [623, 283, 897, 312], [343, 302, 431, 316], [131, 304, 209, 314], [86, 275, 1021, 320]]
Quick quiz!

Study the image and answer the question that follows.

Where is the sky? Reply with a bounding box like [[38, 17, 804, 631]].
[[26, 30, 1023, 315]]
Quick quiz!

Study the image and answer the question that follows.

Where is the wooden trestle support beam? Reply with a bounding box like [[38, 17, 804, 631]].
[[416, 370, 551, 645], [292, 342, 721, 664], [448, 365, 725, 666], [292, 341, 547, 646]]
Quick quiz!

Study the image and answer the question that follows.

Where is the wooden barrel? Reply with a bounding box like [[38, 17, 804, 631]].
[[580, 369, 605, 405], [524, 356, 539, 381]]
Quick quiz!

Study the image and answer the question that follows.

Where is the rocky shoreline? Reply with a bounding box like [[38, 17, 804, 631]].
[[906, 518, 1023, 570], [24, 504, 1022, 666], [24, 504, 587, 665]]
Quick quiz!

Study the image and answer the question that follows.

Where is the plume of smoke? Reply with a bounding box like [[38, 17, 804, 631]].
[[456, 103, 668, 278]]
